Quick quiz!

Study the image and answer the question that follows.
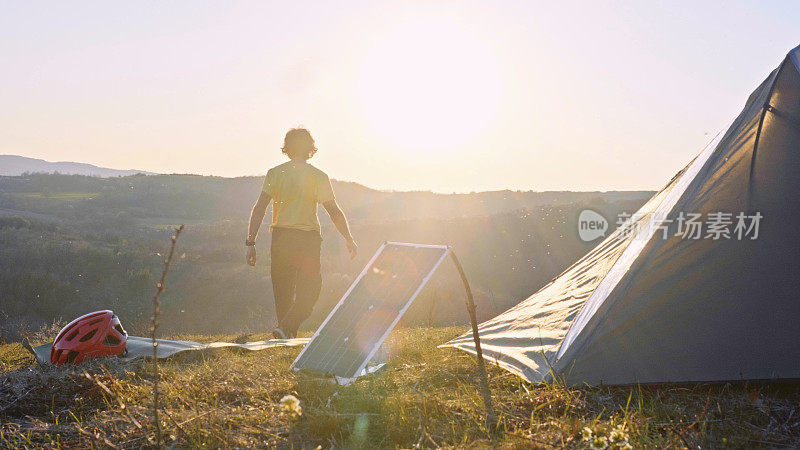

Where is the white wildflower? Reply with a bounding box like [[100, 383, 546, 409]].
[[581, 427, 594, 442], [280, 394, 302, 417], [590, 435, 608, 449], [609, 424, 629, 444]]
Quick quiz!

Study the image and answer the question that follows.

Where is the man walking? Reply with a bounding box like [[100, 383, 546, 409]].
[[246, 128, 357, 339]]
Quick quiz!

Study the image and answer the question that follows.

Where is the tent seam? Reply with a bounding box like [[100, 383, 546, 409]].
[[748, 57, 788, 205]]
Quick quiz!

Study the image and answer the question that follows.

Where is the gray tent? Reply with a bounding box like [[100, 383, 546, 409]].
[[445, 45, 800, 385]]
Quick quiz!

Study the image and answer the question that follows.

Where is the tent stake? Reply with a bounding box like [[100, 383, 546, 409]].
[[449, 250, 496, 426]]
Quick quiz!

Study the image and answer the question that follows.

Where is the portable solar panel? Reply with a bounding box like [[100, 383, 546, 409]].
[[291, 242, 450, 383]]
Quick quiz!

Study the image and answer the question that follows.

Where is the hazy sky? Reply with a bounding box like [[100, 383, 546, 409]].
[[1, 1, 798, 192]]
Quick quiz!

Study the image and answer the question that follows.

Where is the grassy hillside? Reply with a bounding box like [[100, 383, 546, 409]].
[[2, 327, 799, 448], [0, 173, 652, 340]]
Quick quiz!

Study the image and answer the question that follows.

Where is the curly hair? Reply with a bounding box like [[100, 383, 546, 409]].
[[281, 128, 318, 160]]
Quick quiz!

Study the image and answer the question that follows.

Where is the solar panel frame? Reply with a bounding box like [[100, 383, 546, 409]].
[[291, 242, 388, 370], [291, 242, 450, 383]]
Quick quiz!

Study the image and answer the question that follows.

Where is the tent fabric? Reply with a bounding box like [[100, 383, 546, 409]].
[[444, 45, 800, 385], [26, 336, 310, 365]]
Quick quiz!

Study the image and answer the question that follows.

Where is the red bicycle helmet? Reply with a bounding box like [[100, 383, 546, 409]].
[[51, 310, 128, 365]]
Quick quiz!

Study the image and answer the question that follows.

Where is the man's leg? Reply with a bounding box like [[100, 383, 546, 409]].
[[282, 232, 322, 337], [270, 229, 298, 329]]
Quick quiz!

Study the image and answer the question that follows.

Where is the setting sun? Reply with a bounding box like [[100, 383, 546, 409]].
[[356, 19, 503, 153]]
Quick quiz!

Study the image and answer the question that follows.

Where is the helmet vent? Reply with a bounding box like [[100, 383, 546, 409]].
[[66, 330, 80, 341], [66, 350, 79, 364], [87, 318, 103, 326], [79, 329, 97, 342], [103, 334, 121, 346]]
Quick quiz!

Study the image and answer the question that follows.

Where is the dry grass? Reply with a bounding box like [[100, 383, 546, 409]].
[[2, 327, 800, 448]]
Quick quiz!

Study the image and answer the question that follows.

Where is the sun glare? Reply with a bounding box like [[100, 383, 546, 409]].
[[357, 19, 503, 153]]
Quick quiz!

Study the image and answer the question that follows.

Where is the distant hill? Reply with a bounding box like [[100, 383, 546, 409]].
[[0, 173, 654, 224], [0, 171, 656, 338], [0, 155, 156, 177]]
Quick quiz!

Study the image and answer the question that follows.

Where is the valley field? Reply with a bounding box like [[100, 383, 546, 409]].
[[0, 173, 651, 340]]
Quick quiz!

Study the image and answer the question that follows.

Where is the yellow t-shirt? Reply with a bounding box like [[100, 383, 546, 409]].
[[262, 161, 335, 233]]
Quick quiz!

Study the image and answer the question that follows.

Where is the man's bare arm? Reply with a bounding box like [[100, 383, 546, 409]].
[[245, 191, 271, 266], [323, 200, 358, 258]]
